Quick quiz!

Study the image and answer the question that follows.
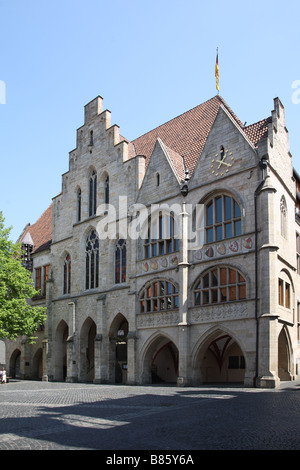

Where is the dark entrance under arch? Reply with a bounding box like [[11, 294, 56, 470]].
[[278, 328, 292, 381], [143, 335, 178, 384], [80, 317, 96, 382], [9, 349, 21, 379], [109, 314, 128, 384], [199, 334, 246, 384]]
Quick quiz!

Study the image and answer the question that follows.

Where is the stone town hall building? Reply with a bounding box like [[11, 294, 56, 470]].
[[5, 94, 300, 388]]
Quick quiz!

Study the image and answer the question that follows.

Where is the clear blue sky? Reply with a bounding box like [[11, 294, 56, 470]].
[[1, 0, 300, 242]]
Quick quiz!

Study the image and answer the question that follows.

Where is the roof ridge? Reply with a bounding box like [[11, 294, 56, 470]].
[[131, 95, 222, 144]]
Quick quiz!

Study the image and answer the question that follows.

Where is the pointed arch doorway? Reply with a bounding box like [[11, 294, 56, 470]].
[[79, 317, 96, 382], [142, 334, 178, 384], [278, 327, 292, 381], [109, 313, 128, 384]]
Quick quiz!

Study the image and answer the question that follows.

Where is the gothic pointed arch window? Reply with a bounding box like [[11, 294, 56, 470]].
[[63, 254, 71, 295], [85, 230, 99, 290], [280, 195, 287, 238], [89, 170, 97, 217], [105, 175, 109, 205], [115, 239, 126, 284]]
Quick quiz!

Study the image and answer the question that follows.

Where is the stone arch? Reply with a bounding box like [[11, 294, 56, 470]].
[[54, 320, 68, 381], [140, 331, 179, 384], [79, 317, 96, 382], [108, 313, 129, 384], [9, 349, 21, 379], [192, 326, 247, 385], [278, 326, 293, 381]]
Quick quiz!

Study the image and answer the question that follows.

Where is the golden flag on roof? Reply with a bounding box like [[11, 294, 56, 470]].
[[215, 48, 219, 92]]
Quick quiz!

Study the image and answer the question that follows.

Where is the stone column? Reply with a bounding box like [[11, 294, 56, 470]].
[[127, 331, 137, 385], [66, 300, 78, 382], [177, 201, 191, 386], [256, 313, 280, 388], [94, 294, 108, 383], [42, 339, 48, 382]]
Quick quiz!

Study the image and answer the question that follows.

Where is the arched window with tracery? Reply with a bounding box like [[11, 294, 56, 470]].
[[85, 230, 99, 290], [194, 266, 246, 305], [204, 194, 241, 243], [115, 239, 126, 284], [140, 280, 179, 313], [105, 175, 109, 205], [63, 254, 71, 294], [144, 211, 179, 259], [89, 170, 97, 217]]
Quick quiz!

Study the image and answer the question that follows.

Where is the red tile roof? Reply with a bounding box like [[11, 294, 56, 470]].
[[127, 94, 268, 178], [19, 204, 52, 254]]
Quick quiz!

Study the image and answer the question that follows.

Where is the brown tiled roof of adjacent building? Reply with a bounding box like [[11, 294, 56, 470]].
[[19, 203, 52, 254]]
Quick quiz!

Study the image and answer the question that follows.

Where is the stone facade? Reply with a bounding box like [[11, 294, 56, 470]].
[[5, 94, 300, 388]]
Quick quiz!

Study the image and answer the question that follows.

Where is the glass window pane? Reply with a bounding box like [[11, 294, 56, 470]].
[[152, 243, 157, 257], [216, 225, 223, 241], [229, 286, 236, 301], [234, 201, 241, 218], [220, 268, 227, 285], [195, 292, 201, 305], [211, 270, 218, 286], [234, 220, 241, 236], [225, 196, 232, 220], [211, 289, 218, 303], [206, 228, 213, 243], [206, 202, 213, 226], [203, 273, 209, 288], [215, 197, 223, 223], [239, 284, 246, 300], [225, 222, 232, 239], [229, 269, 236, 284], [203, 291, 209, 304], [220, 287, 227, 302]]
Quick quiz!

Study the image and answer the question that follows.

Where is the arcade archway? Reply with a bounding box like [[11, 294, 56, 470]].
[[194, 331, 246, 384], [142, 334, 178, 384]]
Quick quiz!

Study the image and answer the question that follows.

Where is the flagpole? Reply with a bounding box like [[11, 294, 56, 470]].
[[215, 47, 219, 94]]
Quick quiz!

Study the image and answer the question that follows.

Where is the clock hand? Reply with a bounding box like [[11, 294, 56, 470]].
[[216, 159, 232, 167]]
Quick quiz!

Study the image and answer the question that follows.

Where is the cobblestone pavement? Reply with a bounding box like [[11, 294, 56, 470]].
[[0, 379, 300, 451]]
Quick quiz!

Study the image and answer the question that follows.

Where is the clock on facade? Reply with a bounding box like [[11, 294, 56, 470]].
[[211, 146, 234, 177]]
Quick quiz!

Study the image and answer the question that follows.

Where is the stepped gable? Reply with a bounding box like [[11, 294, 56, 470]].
[[127, 95, 271, 176], [19, 203, 52, 254]]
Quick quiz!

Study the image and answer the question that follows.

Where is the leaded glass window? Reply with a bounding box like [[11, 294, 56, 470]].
[[140, 280, 179, 313], [63, 254, 71, 294], [205, 195, 241, 243], [85, 230, 99, 290], [89, 170, 97, 217], [115, 239, 126, 284], [194, 267, 246, 305], [144, 212, 179, 259]]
